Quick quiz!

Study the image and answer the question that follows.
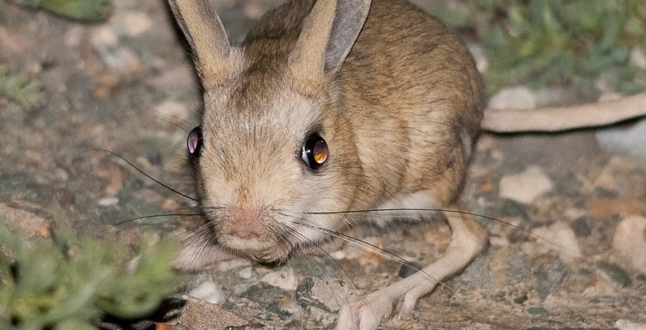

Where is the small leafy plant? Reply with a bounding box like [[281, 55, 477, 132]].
[[437, 0, 646, 95], [6, 0, 113, 22], [0, 65, 45, 113], [0, 224, 181, 330]]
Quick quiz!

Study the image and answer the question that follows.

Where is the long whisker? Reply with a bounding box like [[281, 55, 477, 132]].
[[307, 208, 581, 257], [293, 219, 453, 292], [114, 209, 203, 227], [269, 212, 378, 319], [94, 148, 198, 202]]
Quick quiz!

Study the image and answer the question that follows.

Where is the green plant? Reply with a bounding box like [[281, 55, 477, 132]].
[[437, 0, 646, 95], [0, 224, 181, 330], [6, 0, 113, 21], [0, 65, 45, 112]]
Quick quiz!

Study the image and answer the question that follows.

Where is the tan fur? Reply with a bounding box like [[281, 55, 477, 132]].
[[168, 0, 486, 329], [483, 92, 646, 132]]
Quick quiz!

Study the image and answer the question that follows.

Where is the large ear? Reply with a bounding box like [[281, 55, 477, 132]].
[[168, 0, 232, 84], [290, 0, 371, 75]]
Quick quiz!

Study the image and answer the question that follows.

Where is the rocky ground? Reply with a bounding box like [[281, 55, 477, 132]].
[[1, 0, 645, 329]]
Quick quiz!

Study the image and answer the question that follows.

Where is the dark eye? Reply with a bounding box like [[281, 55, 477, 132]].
[[301, 134, 328, 170], [187, 126, 203, 157]]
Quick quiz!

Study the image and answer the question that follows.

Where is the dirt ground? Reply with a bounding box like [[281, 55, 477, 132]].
[[1, 0, 645, 329]]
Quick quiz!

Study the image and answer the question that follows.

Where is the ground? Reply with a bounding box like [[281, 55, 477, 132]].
[[1, 0, 645, 329]]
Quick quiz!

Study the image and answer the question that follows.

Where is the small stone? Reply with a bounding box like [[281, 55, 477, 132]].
[[612, 215, 646, 272], [188, 281, 227, 304], [525, 306, 549, 317], [261, 267, 299, 292], [101, 47, 142, 74], [0, 203, 51, 239], [587, 197, 645, 220], [123, 12, 153, 37], [513, 294, 528, 304], [273, 295, 303, 319], [570, 217, 592, 238], [238, 266, 253, 279], [91, 26, 119, 48], [630, 46, 646, 69], [596, 118, 646, 162], [97, 196, 119, 207], [596, 261, 632, 288], [532, 223, 581, 260], [533, 258, 567, 300], [593, 156, 635, 191], [241, 282, 298, 320], [179, 296, 247, 330], [497, 199, 529, 219], [296, 277, 352, 313], [467, 44, 488, 73], [488, 86, 536, 110], [616, 319, 646, 330], [499, 166, 553, 204]]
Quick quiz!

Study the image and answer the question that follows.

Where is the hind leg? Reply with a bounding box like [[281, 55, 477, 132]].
[[335, 201, 487, 330]]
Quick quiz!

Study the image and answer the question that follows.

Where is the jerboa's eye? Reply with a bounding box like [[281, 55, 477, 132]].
[[187, 126, 203, 157], [301, 133, 328, 170]]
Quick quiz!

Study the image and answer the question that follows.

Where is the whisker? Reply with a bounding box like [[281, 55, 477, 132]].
[[293, 219, 453, 292], [267, 214, 378, 319], [94, 148, 198, 202], [114, 209, 203, 227], [307, 208, 581, 257]]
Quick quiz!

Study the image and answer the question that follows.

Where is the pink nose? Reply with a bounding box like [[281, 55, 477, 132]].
[[227, 206, 263, 240], [230, 226, 260, 240]]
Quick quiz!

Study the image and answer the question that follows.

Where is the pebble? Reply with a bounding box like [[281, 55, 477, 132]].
[[122, 11, 153, 37], [91, 26, 119, 48], [570, 217, 592, 238], [630, 46, 646, 69], [179, 296, 248, 330], [467, 43, 488, 73], [261, 267, 299, 292], [596, 118, 646, 162], [531, 223, 581, 260], [487, 86, 536, 110], [188, 281, 227, 304], [525, 306, 550, 317], [0, 202, 51, 239], [612, 215, 646, 272], [592, 156, 633, 192], [295, 277, 350, 313], [97, 196, 119, 207], [238, 266, 253, 279], [241, 282, 301, 319], [499, 166, 553, 204], [533, 258, 567, 300], [596, 261, 632, 288], [100, 47, 142, 74]]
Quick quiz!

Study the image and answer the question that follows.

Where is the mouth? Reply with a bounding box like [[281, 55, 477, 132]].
[[220, 234, 294, 264]]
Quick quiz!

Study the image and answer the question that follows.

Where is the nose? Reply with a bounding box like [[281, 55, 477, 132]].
[[228, 206, 263, 240]]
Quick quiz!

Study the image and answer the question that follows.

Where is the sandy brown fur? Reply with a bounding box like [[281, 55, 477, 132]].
[[168, 0, 486, 328]]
